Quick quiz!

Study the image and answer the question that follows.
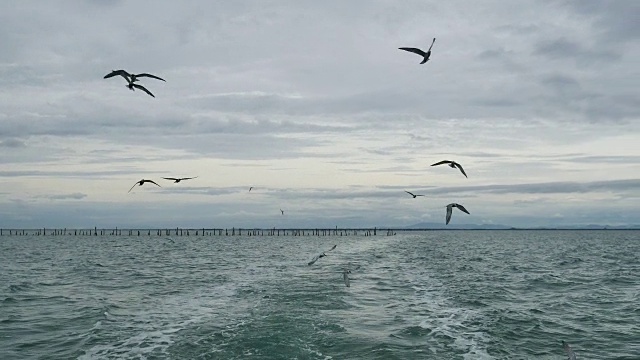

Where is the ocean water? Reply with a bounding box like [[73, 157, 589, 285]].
[[0, 230, 638, 359]]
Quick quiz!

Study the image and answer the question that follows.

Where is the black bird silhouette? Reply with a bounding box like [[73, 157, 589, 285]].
[[162, 176, 198, 183], [126, 82, 155, 97], [431, 160, 467, 178], [307, 244, 337, 265], [104, 70, 166, 83], [405, 191, 425, 198], [128, 179, 161, 193], [280, 209, 284, 215], [562, 341, 577, 360], [446, 203, 470, 225], [249, 187, 253, 192], [399, 38, 436, 64]]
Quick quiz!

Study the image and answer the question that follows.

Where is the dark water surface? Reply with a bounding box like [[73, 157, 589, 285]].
[[1, 230, 638, 359]]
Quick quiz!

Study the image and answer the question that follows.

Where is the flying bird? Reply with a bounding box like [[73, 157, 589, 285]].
[[562, 341, 577, 360], [249, 187, 253, 192], [162, 176, 198, 183], [125, 82, 155, 97], [431, 160, 467, 178], [104, 70, 166, 83], [343, 269, 351, 287], [128, 179, 161, 193], [280, 209, 284, 215], [405, 191, 425, 198], [399, 38, 436, 64], [446, 203, 470, 225], [307, 244, 337, 265]]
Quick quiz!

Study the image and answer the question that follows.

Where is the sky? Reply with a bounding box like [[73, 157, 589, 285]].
[[0, 0, 638, 229]]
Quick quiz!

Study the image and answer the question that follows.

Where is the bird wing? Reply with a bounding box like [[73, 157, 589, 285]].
[[446, 205, 453, 225], [562, 341, 577, 360], [431, 160, 452, 167], [399, 47, 426, 56], [427, 38, 436, 52], [134, 73, 166, 82], [180, 176, 198, 180], [455, 203, 470, 214], [162, 177, 179, 181], [104, 69, 131, 81], [132, 84, 155, 97], [307, 255, 320, 266], [146, 180, 162, 187], [328, 244, 337, 252], [343, 271, 350, 287], [127, 182, 139, 193], [455, 163, 468, 178], [405, 190, 415, 197]]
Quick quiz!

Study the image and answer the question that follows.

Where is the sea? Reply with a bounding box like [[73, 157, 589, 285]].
[[0, 230, 638, 359]]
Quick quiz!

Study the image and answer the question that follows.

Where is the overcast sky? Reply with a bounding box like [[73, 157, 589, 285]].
[[0, 0, 638, 229]]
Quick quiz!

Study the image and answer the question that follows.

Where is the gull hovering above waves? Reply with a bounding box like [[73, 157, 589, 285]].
[[446, 203, 470, 225], [342, 263, 360, 287], [307, 244, 337, 265], [399, 38, 436, 64], [162, 176, 198, 183], [405, 191, 425, 198], [128, 179, 161, 193], [431, 160, 467, 178], [562, 341, 577, 360], [104, 70, 166, 83]]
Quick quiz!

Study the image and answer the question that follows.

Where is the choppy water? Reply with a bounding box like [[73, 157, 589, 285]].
[[1, 230, 638, 359]]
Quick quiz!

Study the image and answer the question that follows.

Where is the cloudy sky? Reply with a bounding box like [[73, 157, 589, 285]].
[[0, 0, 638, 229]]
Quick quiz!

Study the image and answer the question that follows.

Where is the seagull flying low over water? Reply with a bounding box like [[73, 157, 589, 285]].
[[307, 244, 337, 265], [342, 264, 361, 287], [405, 191, 425, 198], [431, 160, 467, 178], [562, 341, 577, 360], [399, 38, 436, 64], [162, 176, 198, 183], [128, 179, 161, 193], [446, 203, 470, 225]]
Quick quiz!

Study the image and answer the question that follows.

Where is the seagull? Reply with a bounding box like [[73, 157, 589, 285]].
[[104, 70, 166, 83], [399, 38, 436, 64], [249, 187, 253, 192], [307, 244, 337, 265], [431, 160, 467, 178], [128, 179, 161, 193], [405, 191, 425, 198], [562, 341, 577, 360], [342, 264, 360, 287], [162, 176, 198, 183], [280, 209, 284, 215], [343, 269, 351, 287], [446, 203, 470, 225]]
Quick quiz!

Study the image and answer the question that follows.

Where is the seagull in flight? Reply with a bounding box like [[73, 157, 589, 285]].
[[128, 179, 161, 193], [562, 341, 577, 360], [249, 187, 253, 192], [431, 160, 467, 178], [162, 176, 198, 183], [399, 38, 436, 64], [405, 191, 425, 198], [307, 244, 337, 265], [104, 70, 166, 83], [280, 209, 284, 215], [446, 203, 470, 225], [341, 264, 361, 288]]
